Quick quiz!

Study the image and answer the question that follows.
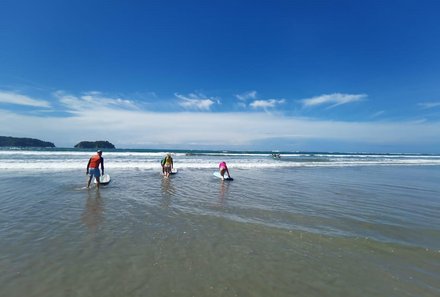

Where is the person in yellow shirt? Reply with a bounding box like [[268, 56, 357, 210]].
[[163, 153, 173, 177]]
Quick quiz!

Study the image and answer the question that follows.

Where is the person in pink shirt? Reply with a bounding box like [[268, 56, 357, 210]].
[[218, 161, 232, 180]]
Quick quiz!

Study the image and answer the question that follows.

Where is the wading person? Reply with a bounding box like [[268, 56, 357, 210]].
[[163, 153, 173, 177], [86, 150, 104, 188]]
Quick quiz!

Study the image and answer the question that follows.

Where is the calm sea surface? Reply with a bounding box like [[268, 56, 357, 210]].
[[0, 149, 439, 297]]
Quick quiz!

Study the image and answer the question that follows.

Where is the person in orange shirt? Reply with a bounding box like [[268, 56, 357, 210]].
[[86, 150, 105, 188]]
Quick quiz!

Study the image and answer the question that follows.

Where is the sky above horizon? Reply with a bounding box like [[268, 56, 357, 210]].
[[1, 0, 440, 152]]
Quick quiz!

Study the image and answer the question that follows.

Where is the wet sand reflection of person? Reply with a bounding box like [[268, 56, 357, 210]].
[[161, 176, 175, 208], [219, 179, 231, 206], [81, 190, 103, 231]]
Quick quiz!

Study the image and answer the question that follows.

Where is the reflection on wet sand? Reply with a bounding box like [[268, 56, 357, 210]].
[[219, 180, 230, 205], [81, 190, 104, 231], [161, 177, 176, 208]]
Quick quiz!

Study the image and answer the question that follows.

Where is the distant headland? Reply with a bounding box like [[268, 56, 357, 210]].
[[74, 141, 115, 149], [0, 136, 55, 148]]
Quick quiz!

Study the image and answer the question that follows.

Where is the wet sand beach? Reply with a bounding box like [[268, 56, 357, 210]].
[[0, 150, 439, 296]]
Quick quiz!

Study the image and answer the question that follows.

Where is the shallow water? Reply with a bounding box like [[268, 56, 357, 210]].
[[1, 154, 440, 296]]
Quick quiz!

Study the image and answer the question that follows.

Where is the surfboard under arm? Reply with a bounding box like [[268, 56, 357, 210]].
[[94, 174, 111, 185]]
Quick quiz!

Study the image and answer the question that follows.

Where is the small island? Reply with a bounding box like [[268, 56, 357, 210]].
[[0, 136, 55, 148], [74, 140, 115, 149]]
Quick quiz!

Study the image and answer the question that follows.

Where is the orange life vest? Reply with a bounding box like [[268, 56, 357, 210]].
[[89, 155, 101, 168]]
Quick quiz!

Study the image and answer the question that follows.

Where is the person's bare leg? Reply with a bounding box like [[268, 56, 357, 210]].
[[220, 168, 226, 180]]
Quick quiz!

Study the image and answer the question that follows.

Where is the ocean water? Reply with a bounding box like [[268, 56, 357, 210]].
[[0, 149, 439, 297]]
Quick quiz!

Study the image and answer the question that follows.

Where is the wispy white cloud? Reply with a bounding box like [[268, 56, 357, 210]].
[[250, 99, 286, 109], [82, 91, 138, 109], [300, 93, 367, 108], [0, 91, 51, 108], [371, 110, 385, 118], [418, 102, 440, 109], [175, 92, 218, 111], [54, 91, 138, 111], [235, 90, 257, 101]]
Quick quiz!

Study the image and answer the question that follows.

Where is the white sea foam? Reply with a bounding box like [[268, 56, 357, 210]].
[[1, 149, 439, 170]]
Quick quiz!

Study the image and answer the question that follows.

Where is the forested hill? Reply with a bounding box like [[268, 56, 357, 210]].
[[0, 136, 55, 147], [74, 141, 115, 149]]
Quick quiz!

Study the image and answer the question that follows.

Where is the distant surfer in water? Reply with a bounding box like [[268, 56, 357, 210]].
[[219, 161, 231, 180], [86, 150, 104, 188], [163, 153, 173, 177]]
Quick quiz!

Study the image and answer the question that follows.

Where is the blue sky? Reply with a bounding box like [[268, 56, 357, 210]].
[[1, 0, 440, 152]]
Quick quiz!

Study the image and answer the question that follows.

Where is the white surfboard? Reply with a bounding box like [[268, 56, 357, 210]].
[[94, 174, 111, 185], [213, 171, 233, 180]]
